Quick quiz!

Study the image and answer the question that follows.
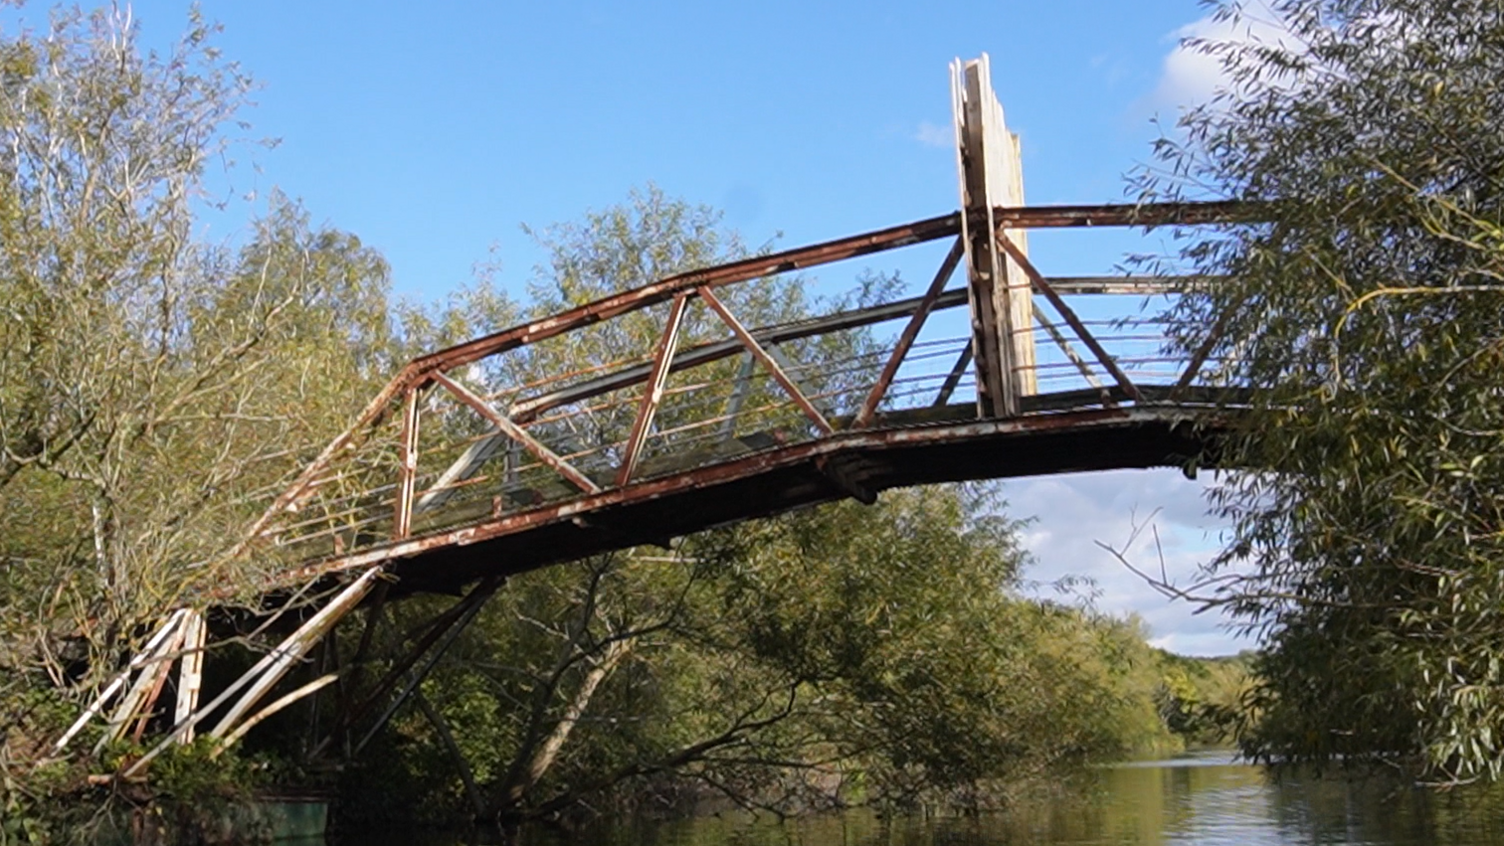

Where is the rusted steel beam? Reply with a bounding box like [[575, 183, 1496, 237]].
[[412, 213, 963, 377], [1171, 308, 1234, 400], [433, 372, 601, 494], [417, 291, 974, 505], [409, 202, 1236, 386], [961, 196, 1012, 418], [353, 580, 495, 756], [273, 403, 1227, 588], [232, 365, 417, 556], [510, 289, 971, 424], [989, 200, 1250, 229], [227, 202, 1250, 580], [617, 293, 690, 487], [313, 576, 503, 759], [394, 387, 421, 540], [1045, 275, 1220, 295], [230, 202, 1240, 562], [933, 340, 973, 407], [996, 233, 1143, 403], [855, 239, 964, 428], [697, 286, 834, 435], [339, 576, 390, 749]]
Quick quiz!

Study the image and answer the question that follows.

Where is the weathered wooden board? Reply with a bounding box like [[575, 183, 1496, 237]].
[[952, 53, 1035, 416]]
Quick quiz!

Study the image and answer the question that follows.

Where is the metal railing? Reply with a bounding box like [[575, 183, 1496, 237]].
[[211, 202, 1245, 591]]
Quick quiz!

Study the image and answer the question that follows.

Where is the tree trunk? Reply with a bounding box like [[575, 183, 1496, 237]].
[[415, 689, 487, 820], [494, 637, 633, 813]]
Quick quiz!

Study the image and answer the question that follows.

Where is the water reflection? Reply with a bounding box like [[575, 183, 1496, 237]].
[[335, 750, 1504, 846]]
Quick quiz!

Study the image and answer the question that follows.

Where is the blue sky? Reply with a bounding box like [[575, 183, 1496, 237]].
[[100, 0, 1238, 294], [34, 0, 1257, 654]]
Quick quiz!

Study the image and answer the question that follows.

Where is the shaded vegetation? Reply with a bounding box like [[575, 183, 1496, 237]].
[[331, 489, 1246, 827], [1138, 0, 1504, 784]]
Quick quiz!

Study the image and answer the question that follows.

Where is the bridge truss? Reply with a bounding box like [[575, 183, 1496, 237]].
[[55, 56, 1247, 770]]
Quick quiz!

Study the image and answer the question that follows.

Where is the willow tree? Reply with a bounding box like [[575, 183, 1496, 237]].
[[1138, 0, 1504, 782], [0, 5, 396, 771]]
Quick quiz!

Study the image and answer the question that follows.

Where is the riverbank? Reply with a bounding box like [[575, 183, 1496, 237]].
[[329, 752, 1504, 846]]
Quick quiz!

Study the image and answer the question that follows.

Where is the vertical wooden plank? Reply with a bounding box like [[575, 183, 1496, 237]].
[[1002, 125, 1036, 395], [952, 58, 1007, 418], [952, 53, 1033, 418], [394, 386, 421, 540], [616, 293, 690, 487]]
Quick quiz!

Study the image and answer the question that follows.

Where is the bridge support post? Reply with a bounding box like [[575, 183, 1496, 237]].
[[308, 574, 504, 761], [951, 54, 1035, 417]]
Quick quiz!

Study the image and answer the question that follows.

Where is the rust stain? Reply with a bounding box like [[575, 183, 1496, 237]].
[[273, 404, 1228, 587]]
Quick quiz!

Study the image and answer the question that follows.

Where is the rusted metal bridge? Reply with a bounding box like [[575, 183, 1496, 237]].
[[56, 56, 1247, 768]]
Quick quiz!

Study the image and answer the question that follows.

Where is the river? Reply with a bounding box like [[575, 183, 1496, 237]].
[[334, 750, 1504, 845]]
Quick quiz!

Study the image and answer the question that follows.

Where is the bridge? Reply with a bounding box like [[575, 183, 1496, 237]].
[[54, 56, 1247, 771]]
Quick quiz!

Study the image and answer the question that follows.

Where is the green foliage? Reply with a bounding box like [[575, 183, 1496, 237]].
[[0, 3, 1257, 824], [0, 0, 399, 699], [1135, 0, 1504, 782], [332, 191, 1219, 823], [347, 486, 1197, 822], [149, 741, 266, 808], [1151, 652, 1252, 747]]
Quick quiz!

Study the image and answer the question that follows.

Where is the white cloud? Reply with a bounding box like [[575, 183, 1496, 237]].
[[1148, 4, 1299, 111], [914, 120, 952, 149], [1002, 468, 1255, 657]]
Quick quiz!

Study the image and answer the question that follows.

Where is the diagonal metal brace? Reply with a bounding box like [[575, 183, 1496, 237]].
[[995, 232, 1142, 403], [697, 286, 833, 435], [855, 238, 965, 428], [617, 293, 691, 487], [433, 372, 600, 494]]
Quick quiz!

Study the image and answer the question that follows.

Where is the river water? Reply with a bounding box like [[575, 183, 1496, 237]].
[[338, 750, 1504, 845]]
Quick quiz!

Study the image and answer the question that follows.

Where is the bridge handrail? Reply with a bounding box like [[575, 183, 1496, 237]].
[[207, 201, 1250, 594]]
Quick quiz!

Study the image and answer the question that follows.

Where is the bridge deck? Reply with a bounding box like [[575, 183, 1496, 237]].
[[207, 202, 1247, 604], [281, 397, 1230, 596]]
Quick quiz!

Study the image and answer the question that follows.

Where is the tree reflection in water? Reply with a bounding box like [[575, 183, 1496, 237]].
[[336, 751, 1504, 846]]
